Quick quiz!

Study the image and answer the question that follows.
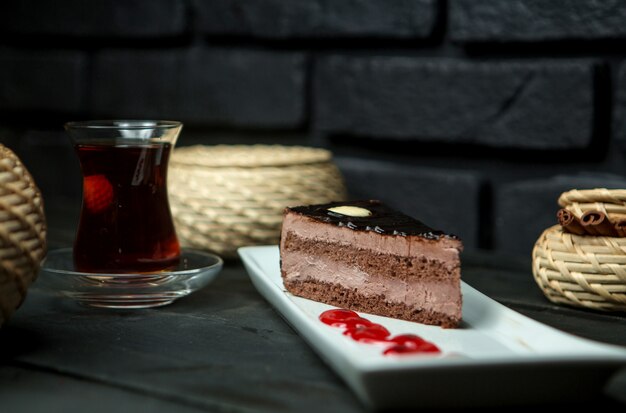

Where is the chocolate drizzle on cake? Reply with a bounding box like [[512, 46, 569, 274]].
[[288, 200, 457, 240]]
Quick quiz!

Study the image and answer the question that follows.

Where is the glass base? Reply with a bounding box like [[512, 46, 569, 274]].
[[39, 248, 223, 309]]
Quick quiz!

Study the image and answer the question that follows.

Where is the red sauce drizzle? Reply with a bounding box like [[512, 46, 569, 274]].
[[319, 309, 441, 356]]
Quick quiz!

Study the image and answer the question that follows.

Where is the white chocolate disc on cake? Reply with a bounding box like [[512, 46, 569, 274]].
[[328, 206, 372, 217]]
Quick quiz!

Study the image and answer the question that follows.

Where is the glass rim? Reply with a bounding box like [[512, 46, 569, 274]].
[[65, 120, 182, 130]]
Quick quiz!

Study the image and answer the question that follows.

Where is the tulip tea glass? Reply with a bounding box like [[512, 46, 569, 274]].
[[38, 120, 223, 309], [65, 120, 182, 273]]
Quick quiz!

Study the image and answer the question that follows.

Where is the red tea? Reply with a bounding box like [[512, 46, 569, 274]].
[[73, 143, 180, 273]]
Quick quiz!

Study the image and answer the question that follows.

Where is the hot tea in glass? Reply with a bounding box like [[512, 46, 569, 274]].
[[66, 121, 182, 273]]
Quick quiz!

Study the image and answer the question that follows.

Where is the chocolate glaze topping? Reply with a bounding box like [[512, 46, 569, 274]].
[[288, 200, 458, 240]]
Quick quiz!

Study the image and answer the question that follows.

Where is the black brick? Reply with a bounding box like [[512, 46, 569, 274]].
[[91, 49, 180, 120], [1, 0, 186, 38], [0, 128, 20, 151], [0, 50, 85, 113], [180, 49, 306, 127], [450, 0, 626, 42], [18, 130, 82, 201], [91, 48, 306, 128], [613, 63, 626, 146], [314, 57, 595, 149], [193, 0, 437, 39], [495, 174, 626, 256], [336, 157, 483, 248]]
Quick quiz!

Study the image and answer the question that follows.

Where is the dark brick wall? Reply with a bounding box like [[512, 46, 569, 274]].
[[2, 0, 187, 37], [314, 57, 596, 149], [450, 0, 626, 42], [1, 0, 625, 258], [91, 48, 306, 126], [0, 50, 86, 112], [193, 0, 438, 38]]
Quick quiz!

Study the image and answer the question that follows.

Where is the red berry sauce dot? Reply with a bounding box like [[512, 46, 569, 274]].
[[319, 309, 441, 356], [319, 309, 359, 327], [343, 323, 391, 343]]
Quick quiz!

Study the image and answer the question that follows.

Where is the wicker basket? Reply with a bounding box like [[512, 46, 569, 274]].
[[168, 145, 347, 259], [0, 145, 47, 326], [532, 188, 626, 312]]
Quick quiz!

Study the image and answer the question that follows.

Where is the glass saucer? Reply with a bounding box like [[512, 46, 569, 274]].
[[38, 248, 223, 309]]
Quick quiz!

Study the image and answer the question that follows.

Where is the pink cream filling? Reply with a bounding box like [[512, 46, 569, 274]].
[[282, 250, 461, 317]]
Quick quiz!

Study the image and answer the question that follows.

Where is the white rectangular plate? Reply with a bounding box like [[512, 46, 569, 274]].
[[239, 245, 626, 409]]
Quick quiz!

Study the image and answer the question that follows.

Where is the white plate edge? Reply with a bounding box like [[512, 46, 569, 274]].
[[238, 245, 626, 370]]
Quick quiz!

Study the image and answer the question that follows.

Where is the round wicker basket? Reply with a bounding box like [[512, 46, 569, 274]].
[[168, 145, 346, 259], [532, 188, 626, 312], [0, 144, 47, 326]]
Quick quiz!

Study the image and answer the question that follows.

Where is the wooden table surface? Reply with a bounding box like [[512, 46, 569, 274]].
[[1, 204, 625, 412]]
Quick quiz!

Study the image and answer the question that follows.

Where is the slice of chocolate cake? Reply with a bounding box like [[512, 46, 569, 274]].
[[279, 200, 463, 328]]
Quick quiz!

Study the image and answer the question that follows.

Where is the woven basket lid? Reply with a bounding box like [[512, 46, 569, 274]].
[[170, 144, 333, 168], [168, 144, 346, 258], [0, 144, 47, 326], [559, 188, 626, 207], [558, 188, 626, 219]]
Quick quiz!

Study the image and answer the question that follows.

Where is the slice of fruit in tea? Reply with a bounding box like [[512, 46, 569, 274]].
[[83, 174, 114, 213]]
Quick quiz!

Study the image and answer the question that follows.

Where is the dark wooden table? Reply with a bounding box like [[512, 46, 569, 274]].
[[1, 204, 625, 412]]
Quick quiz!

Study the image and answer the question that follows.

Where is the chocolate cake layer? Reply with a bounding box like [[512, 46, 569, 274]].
[[285, 279, 460, 329], [280, 200, 463, 328]]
